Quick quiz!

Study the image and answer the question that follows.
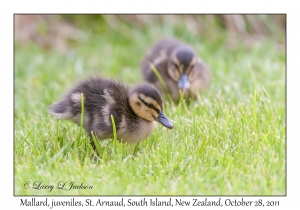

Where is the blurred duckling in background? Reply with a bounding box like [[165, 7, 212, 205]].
[[48, 77, 174, 151], [141, 38, 211, 103]]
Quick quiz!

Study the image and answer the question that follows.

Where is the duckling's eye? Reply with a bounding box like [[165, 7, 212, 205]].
[[145, 103, 154, 109], [173, 63, 180, 70]]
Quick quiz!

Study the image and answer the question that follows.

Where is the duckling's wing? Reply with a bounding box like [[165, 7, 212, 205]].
[[141, 39, 181, 83], [48, 97, 73, 119], [48, 78, 106, 121], [195, 57, 211, 88]]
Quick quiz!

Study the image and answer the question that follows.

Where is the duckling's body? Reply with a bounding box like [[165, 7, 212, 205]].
[[48, 77, 173, 149], [141, 38, 211, 103]]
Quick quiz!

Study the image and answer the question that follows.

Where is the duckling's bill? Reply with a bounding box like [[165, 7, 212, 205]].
[[178, 74, 190, 90], [155, 112, 174, 129]]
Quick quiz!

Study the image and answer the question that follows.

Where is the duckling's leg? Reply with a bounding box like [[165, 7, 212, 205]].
[[88, 131, 100, 156]]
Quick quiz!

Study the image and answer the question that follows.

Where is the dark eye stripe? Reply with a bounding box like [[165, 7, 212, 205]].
[[186, 64, 195, 74], [138, 96, 160, 114], [173, 63, 180, 70]]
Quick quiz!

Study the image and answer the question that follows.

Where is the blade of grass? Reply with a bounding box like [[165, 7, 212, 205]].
[[48, 144, 69, 168], [16, 125, 36, 151], [253, 90, 257, 138], [110, 115, 117, 141], [149, 62, 168, 92], [110, 115, 117, 152], [91, 132, 103, 158], [76, 93, 85, 150]]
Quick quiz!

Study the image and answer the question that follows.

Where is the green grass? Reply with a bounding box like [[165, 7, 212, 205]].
[[14, 18, 285, 195]]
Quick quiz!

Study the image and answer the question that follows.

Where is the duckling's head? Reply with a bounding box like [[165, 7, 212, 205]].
[[168, 46, 197, 91], [129, 84, 174, 129]]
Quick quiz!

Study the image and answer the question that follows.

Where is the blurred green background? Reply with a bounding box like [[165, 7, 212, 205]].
[[15, 14, 285, 52], [14, 14, 286, 89]]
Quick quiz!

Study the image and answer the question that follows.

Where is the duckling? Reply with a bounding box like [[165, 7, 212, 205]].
[[141, 38, 211, 103], [48, 77, 174, 151]]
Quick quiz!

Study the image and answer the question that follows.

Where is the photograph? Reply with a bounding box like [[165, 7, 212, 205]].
[[14, 14, 286, 196]]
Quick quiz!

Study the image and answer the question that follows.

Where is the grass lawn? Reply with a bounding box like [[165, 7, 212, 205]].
[[14, 17, 285, 195]]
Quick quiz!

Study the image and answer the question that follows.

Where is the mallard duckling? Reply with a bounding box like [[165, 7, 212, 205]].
[[48, 77, 174, 150], [141, 38, 211, 103]]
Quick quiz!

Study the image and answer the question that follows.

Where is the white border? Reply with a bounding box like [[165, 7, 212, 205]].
[[2, 0, 297, 209]]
